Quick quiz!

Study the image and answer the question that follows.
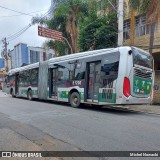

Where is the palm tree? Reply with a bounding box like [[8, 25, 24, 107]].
[[32, 0, 87, 54], [128, 0, 160, 54], [54, 0, 88, 53]]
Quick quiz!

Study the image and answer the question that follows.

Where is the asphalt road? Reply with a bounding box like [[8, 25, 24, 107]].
[[0, 93, 160, 160]]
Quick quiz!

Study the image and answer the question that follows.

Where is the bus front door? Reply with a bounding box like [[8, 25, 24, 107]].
[[52, 68, 58, 99], [86, 62, 101, 103]]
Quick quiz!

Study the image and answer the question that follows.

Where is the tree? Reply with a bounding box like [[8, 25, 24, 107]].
[[32, 0, 88, 55], [32, 0, 118, 55], [79, 13, 117, 51], [78, 0, 118, 51], [54, 0, 88, 53]]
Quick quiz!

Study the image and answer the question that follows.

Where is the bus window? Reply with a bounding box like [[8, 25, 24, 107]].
[[132, 47, 153, 69], [101, 61, 119, 88], [75, 72, 85, 80]]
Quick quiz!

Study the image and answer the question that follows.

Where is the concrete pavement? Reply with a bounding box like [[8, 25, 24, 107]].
[[1, 92, 160, 160]]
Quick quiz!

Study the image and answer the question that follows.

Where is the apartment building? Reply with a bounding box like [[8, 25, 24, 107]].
[[123, 0, 160, 104]]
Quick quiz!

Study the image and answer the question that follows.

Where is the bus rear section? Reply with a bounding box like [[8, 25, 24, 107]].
[[117, 47, 154, 104]]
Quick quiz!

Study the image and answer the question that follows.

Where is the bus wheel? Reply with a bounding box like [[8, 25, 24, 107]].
[[70, 92, 80, 108], [27, 90, 33, 101]]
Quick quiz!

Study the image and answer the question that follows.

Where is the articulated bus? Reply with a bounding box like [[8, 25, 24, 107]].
[[7, 46, 154, 107]]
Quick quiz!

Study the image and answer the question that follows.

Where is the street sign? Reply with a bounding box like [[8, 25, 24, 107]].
[[38, 26, 63, 41]]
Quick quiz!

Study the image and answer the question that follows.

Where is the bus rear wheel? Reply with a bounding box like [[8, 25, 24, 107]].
[[70, 92, 80, 108], [27, 90, 33, 101]]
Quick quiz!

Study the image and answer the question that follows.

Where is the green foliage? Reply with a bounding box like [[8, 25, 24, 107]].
[[129, 0, 151, 13], [33, 0, 118, 55], [79, 13, 117, 51], [46, 40, 68, 56]]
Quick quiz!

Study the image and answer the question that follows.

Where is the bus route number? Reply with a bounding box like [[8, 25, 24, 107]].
[[73, 81, 81, 86]]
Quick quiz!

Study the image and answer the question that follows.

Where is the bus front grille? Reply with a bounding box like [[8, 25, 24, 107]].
[[134, 68, 152, 79]]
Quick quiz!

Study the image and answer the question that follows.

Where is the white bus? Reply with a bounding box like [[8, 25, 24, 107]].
[[8, 46, 154, 107]]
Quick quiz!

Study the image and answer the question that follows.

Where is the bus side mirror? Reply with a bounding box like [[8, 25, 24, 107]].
[[128, 50, 132, 55]]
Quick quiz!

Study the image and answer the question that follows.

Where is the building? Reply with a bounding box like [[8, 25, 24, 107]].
[[0, 58, 4, 69], [11, 43, 54, 69], [123, 0, 160, 104], [11, 43, 28, 69], [28, 46, 54, 64]]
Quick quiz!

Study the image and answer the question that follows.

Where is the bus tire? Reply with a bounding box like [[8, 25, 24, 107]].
[[27, 90, 33, 101], [70, 92, 81, 108]]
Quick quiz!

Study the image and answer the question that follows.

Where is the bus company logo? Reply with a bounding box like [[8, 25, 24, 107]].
[[142, 81, 145, 87], [2, 152, 11, 157]]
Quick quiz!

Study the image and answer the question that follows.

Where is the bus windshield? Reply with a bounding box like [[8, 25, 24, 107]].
[[132, 47, 153, 69]]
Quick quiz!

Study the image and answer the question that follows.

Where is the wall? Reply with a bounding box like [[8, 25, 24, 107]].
[[153, 71, 160, 104]]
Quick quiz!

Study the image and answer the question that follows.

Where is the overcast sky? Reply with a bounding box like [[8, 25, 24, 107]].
[[0, 0, 51, 58]]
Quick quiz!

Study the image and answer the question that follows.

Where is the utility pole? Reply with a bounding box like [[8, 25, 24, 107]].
[[2, 37, 9, 71], [118, 0, 124, 46]]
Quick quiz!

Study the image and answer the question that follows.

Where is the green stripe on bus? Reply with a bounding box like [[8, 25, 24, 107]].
[[98, 93, 116, 103], [60, 91, 69, 99], [59, 91, 84, 100]]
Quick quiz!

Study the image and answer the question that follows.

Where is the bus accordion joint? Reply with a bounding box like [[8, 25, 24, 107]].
[[123, 77, 131, 97]]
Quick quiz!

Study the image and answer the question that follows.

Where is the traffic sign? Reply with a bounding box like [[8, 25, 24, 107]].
[[38, 26, 63, 41]]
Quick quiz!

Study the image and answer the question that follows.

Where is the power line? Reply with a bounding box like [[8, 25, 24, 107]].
[[7, 25, 32, 42], [2, 11, 50, 42], [0, 9, 48, 18], [7, 24, 32, 40], [0, 5, 34, 17]]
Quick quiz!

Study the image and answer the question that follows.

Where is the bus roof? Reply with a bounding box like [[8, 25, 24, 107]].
[[49, 47, 120, 65], [8, 62, 39, 75], [9, 46, 144, 75]]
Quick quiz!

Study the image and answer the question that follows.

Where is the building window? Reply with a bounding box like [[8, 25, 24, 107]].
[[134, 15, 158, 37], [30, 50, 40, 64], [135, 16, 147, 36], [124, 16, 158, 40], [123, 20, 130, 40]]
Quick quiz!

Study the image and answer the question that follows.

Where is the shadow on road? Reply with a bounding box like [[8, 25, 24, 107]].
[[79, 105, 139, 115], [18, 97, 140, 115]]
